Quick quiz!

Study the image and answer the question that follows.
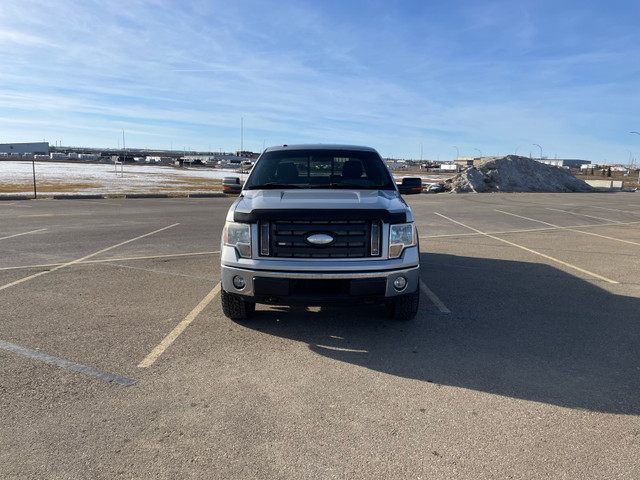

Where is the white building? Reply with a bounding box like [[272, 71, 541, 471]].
[[537, 159, 591, 168], [440, 163, 461, 172], [0, 142, 49, 155]]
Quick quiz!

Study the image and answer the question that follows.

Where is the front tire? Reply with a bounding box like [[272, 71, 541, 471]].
[[386, 288, 419, 321], [221, 288, 256, 320]]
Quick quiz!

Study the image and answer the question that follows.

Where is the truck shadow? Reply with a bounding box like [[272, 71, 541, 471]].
[[236, 253, 640, 415]]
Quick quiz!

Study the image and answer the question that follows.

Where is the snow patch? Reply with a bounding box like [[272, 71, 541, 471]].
[[0, 161, 247, 195]]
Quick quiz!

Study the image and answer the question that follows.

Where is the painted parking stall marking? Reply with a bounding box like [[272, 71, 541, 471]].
[[418, 220, 640, 240], [0, 223, 180, 292], [138, 283, 221, 368], [0, 228, 47, 241], [495, 209, 640, 246], [546, 207, 616, 222], [420, 280, 451, 313], [0, 250, 220, 273], [0, 340, 137, 387], [434, 212, 619, 285]]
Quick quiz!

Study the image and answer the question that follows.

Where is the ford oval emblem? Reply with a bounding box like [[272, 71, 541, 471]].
[[306, 233, 335, 246]]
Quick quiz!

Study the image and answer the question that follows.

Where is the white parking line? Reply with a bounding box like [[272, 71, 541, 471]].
[[315, 345, 368, 353], [495, 210, 640, 246], [434, 212, 619, 285], [0, 340, 137, 386], [418, 220, 640, 240], [0, 228, 47, 241], [0, 251, 220, 272], [138, 283, 221, 368], [420, 227, 552, 239], [19, 213, 94, 218], [420, 280, 450, 313], [74, 200, 121, 206], [586, 205, 640, 215], [0, 223, 180, 292], [101, 262, 219, 282], [545, 208, 613, 222]]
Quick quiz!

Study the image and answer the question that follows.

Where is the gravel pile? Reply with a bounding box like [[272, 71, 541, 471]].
[[444, 155, 595, 193]]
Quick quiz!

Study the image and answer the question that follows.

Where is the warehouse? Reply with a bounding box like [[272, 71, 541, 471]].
[[0, 142, 50, 156], [537, 158, 591, 168], [455, 156, 591, 169]]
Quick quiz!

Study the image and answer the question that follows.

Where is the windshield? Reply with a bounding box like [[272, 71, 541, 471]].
[[243, 149, 397, 190]]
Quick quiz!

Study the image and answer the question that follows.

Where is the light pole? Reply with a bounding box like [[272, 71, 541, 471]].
[[453, 146, 459, 160], [474, 148, 482, 158], [533, 143, 543, 159], [121, 130, 126, 176], [32, 159, 37, 199]]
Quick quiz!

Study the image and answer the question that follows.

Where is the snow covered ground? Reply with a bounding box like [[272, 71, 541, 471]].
[[0, 161, 248, 196], [0, 160, 449, 196]]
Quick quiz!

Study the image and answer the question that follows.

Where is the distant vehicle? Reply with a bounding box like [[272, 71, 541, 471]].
[[397, 177, 423, 194], [222, 177, 242, 194], [219, 144, 420, 321], [426, 183, 445, 193]]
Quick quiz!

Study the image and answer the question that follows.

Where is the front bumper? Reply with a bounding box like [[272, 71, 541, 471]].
[[221, 265, 420, 305]]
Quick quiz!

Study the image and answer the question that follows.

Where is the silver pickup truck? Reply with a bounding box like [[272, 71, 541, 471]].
[[220, 144, 420, 320]]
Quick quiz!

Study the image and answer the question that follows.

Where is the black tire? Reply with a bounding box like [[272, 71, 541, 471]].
[[221, 288, 256, 320], [386, 287, 419, 321]]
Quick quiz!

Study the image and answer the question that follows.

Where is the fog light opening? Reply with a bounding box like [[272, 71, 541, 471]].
[[232, 275, 246, 290], [393, 276, 407, 292]]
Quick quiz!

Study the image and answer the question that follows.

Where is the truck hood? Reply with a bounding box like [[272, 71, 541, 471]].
[[230, 189, 412, 223]]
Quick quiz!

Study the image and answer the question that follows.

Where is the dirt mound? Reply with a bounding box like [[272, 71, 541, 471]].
[[443, 155, 595, 193]]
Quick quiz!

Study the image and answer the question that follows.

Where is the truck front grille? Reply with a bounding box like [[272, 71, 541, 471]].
[[260, 219, 381, 258]]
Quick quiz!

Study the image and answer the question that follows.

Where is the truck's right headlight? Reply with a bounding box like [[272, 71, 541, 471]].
[[389, 223, 416, 259], [223, 222, 251, 258]]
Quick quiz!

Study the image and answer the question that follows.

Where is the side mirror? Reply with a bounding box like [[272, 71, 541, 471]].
[[397, 177, 422, 194], [222, 176, 242, 195]]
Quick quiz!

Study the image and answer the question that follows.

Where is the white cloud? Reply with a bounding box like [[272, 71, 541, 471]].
[[0, 0, 638, 161]]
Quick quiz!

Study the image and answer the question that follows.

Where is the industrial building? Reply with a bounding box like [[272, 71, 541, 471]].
[[0, 142, 49, 156], [537, 158, 591, 168], [454, 156, 591, 168]]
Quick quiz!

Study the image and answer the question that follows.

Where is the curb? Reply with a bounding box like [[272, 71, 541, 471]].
[[188, 193, 227, 198], [0, 193, 227, 200], [53, 195, 105, 200], [124, 194, 170, 199]]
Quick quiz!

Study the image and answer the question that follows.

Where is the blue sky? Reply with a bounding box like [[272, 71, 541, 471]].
[[1, 0, 639, 162]]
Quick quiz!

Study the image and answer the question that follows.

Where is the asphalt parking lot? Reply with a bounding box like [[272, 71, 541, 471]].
[[1, 193, 639, 479]]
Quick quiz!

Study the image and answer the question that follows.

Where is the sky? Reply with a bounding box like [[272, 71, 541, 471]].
[[1, 0, 639, 162]]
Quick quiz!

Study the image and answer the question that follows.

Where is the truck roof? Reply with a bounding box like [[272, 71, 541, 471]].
[[263, 144, 379, 154]]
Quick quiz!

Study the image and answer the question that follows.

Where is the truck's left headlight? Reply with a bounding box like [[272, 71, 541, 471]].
[[224, 222, 251, 258], [389, 223, 417, 259]]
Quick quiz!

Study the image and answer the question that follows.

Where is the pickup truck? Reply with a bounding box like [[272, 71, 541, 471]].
[[220, 144, 420, 320]]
